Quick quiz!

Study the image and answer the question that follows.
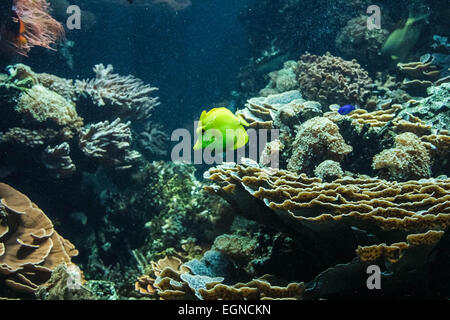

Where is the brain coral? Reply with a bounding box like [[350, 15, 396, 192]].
[[295, 52, 374, 107], [0, 183, 78, 297]]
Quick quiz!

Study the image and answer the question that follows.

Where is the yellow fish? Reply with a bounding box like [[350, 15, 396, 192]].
[[193, 107, 249, 151], [381, 12, 430, 61]]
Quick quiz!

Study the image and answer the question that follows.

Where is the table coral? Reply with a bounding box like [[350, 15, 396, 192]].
[[204, 160, 450, 252]]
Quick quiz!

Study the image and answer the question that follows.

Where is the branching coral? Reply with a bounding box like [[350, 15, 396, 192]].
[[372, 132, 431, 181], [76, 64, 160, 121], [78, 118, 141, 170], [41, 142, 76, 178], [295, 52, 374, 107], [136, 123, 170, 160]]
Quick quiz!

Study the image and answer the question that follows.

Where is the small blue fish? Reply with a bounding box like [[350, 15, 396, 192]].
[[338, 104, 356, 115]]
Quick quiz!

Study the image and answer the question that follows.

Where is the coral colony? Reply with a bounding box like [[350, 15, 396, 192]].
[[0, 0, 449, 301]]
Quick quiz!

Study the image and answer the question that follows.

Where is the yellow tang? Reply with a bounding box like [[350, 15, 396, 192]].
[[381, 12, 429, 62], [193, 107, 250, 151]]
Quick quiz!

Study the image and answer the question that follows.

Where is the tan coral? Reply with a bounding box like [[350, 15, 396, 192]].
[[135, 275, 157, 296], [287, 117, 352, 173], [199, 279, 305, 300], [373, 132, 431, 181], [204, 161, 450, 237], [0, 127, 59, 148], [356, 230, 444, 263], [0, 183, 78, 295], [295, 52, 374, 107], [16, 84, 83, 134]]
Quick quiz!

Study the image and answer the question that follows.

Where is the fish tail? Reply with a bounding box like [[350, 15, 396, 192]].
[[406, 12, 430, 26]]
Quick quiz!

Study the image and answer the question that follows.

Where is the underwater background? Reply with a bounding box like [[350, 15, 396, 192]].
[[0, 0, 449, 300]]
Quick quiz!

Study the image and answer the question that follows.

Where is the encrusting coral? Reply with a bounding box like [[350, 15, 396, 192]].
[[0, 183, 78, 298], [16, 84, 83, 136], [314, 160, 344, 182], [259, 60, 298, 97]]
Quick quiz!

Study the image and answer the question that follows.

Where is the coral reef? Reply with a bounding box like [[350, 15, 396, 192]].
[[259, 61, 298, 97], [372, 132, 431, 181], [42, 142, 77, 179], [314, 160, 344, 182], [136, 122, 170, 161], [295, 52, 375, 108], [287, 117, 352, 174], [78, 118, 141, 171], [0, 183, 78, 298], [16, 84, 83, 136], [236, 90, 322, 130], [76, 64, 160, 121]]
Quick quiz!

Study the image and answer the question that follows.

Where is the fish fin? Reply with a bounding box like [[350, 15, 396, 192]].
[[236, 114, 250, 127], [200, 110, 207, 121], [406, 13, 430, 26], [193, 139, 202, 150], [234, 128, 248, 150], [391, 55, 399, 60]]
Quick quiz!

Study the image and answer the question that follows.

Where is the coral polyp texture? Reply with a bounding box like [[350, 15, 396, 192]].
[[287, 117, 353, 174], [78, 118, 141, 170], [295, 52, 375, 107], [0, 183, 78, 298], [372, 132, 431, 181], [76, 64, 160, 120]]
